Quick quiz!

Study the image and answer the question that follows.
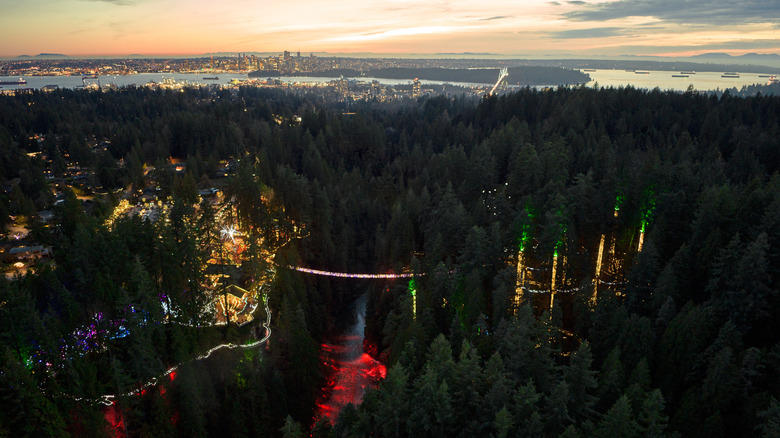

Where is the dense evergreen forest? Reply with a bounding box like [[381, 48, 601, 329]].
[[1, 84, 779, 437]]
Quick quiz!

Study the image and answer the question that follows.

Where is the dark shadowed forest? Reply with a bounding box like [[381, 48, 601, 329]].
[[1, 84, 779, 437]]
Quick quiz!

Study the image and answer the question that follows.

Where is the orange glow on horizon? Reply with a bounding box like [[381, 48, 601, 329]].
[[1, 0, 776, 58]]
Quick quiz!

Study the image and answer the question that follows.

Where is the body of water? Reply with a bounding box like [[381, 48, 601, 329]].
[[583, 69, 777, 92], [0, 73, 487, 91], [275, 75, 490, 88], [2, 68, 776, 93], [0, 73, 248, 91]]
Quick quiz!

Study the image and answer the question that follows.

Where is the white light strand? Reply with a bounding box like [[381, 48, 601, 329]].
[[55, 291, 272, 406], [286, 265, 419, 279]]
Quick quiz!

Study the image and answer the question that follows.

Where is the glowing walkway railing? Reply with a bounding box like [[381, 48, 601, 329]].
[[285, 265, 419, 279]]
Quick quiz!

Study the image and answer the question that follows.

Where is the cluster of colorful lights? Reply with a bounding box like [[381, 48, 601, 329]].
[[514, 192, 652, 308], [62, 292, 273, 407]]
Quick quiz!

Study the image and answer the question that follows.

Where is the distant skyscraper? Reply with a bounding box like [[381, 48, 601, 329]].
[[297, 51, 301, 58], [413, 78, 421, 97], [283, 51, 291, 60]]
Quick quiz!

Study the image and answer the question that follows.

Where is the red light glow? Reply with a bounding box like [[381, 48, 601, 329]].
[[316, 338, 387, 424], [103, 404, 126, 438]]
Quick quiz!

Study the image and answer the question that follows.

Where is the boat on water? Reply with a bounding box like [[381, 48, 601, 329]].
[[634, 71, 650, 74], [722, 73, 740, 78], [0, 77, 27, 85], [672, 74, 689, 78], [582, 69, 596, 72], [82, 74, 99, 79], [759, 75, 774, 78], [681, 71, 696, 75], [203, 76, 219, 80]]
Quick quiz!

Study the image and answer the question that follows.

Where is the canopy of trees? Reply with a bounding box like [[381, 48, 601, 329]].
[[1, 84, 779, 436]]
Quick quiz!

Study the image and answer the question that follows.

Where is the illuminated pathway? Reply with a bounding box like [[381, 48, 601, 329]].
[[68, 291, 272, 407]]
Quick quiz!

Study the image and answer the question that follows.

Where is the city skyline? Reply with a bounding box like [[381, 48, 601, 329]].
[[1, 0, 778, 58]]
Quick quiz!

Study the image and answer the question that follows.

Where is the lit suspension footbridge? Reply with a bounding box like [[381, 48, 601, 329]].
[[284, 265, 417, 279]]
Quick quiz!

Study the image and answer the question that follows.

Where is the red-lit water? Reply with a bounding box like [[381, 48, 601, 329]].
[[103, 403, 126, 437], [316, 295, 386, 424]]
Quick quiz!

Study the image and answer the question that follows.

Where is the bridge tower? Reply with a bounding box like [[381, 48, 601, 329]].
[[489, 67, 509, 95]]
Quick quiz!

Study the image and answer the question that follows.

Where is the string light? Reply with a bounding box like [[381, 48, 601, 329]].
[[286, 266, 418, 279], [54, 292, 272, 406]]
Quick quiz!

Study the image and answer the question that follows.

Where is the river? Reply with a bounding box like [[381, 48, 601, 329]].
[[316, 294, 386, 424]]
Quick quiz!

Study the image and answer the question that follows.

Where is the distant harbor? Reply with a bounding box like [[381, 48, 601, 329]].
[[581, 68, 777, 92], [2, 68, 778, 94], [0, 77, 27, 85]]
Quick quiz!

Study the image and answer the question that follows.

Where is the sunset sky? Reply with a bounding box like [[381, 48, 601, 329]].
[[1, 0, 778, 57]]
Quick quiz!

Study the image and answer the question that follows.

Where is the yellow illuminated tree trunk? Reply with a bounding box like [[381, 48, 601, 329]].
[[515, 250, 525, 311], [592, 233, 605, 305], [550, 252, 558, 313]]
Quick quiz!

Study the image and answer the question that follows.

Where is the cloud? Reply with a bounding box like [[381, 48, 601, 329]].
[[329, 26, 465, 42], [550, 27, 628, 39], [81, 0, 138, 5], [549, 1, 561, 5], [564, 0, 780, 25], [480, 16, 511, 21], [567, 1, 586, 4]]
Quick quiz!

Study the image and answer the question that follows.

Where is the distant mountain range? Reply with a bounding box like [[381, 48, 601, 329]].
[[690, 53, 780, 67], [15, 53, 69, 59]]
